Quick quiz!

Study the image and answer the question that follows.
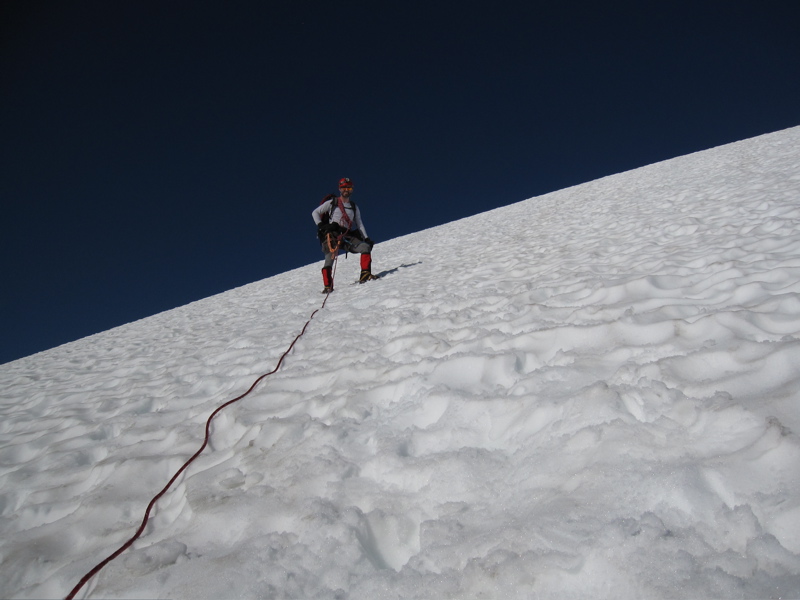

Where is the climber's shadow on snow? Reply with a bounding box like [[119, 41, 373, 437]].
[[376, 262, 422, 279]]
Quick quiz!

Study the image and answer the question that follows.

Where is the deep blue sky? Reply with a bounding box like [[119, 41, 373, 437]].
[[2, 1, 799, 364]]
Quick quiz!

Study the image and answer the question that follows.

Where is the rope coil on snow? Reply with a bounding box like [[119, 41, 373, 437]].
[[66, 266, 336, 600]]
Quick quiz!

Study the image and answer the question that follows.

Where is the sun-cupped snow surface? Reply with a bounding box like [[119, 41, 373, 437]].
[[3, 127, 800, 599]]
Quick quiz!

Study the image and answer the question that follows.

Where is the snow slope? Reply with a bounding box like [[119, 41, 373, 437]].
[[2, 126, 800, 599]]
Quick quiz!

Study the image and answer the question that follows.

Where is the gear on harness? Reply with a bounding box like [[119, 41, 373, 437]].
[[322, 231, 341, 255]]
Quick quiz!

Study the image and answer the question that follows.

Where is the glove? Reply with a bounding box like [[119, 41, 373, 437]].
[[365, 237, 375, 247], [317, 222, 343, 240]]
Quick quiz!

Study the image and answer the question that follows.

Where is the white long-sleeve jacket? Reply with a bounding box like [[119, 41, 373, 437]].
[[312, 197, 368, 239]]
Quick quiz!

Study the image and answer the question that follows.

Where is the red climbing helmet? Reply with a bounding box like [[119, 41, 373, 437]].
[[338, 177, 353, 189]]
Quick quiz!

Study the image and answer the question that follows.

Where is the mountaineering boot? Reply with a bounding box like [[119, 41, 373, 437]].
[[322, 266, 334, 293], [359, 270, 378, 283]]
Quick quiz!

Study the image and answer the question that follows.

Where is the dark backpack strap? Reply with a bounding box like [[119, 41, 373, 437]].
[[343, 200, 357, 228], [319, 193, 337, 224], [328, 198, 337, 222]]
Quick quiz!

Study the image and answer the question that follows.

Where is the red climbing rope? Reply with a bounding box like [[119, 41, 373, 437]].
[[66, 288, 334, 600]]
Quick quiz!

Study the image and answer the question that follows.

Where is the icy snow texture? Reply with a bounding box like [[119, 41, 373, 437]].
[[2, 126, 800, 599]]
